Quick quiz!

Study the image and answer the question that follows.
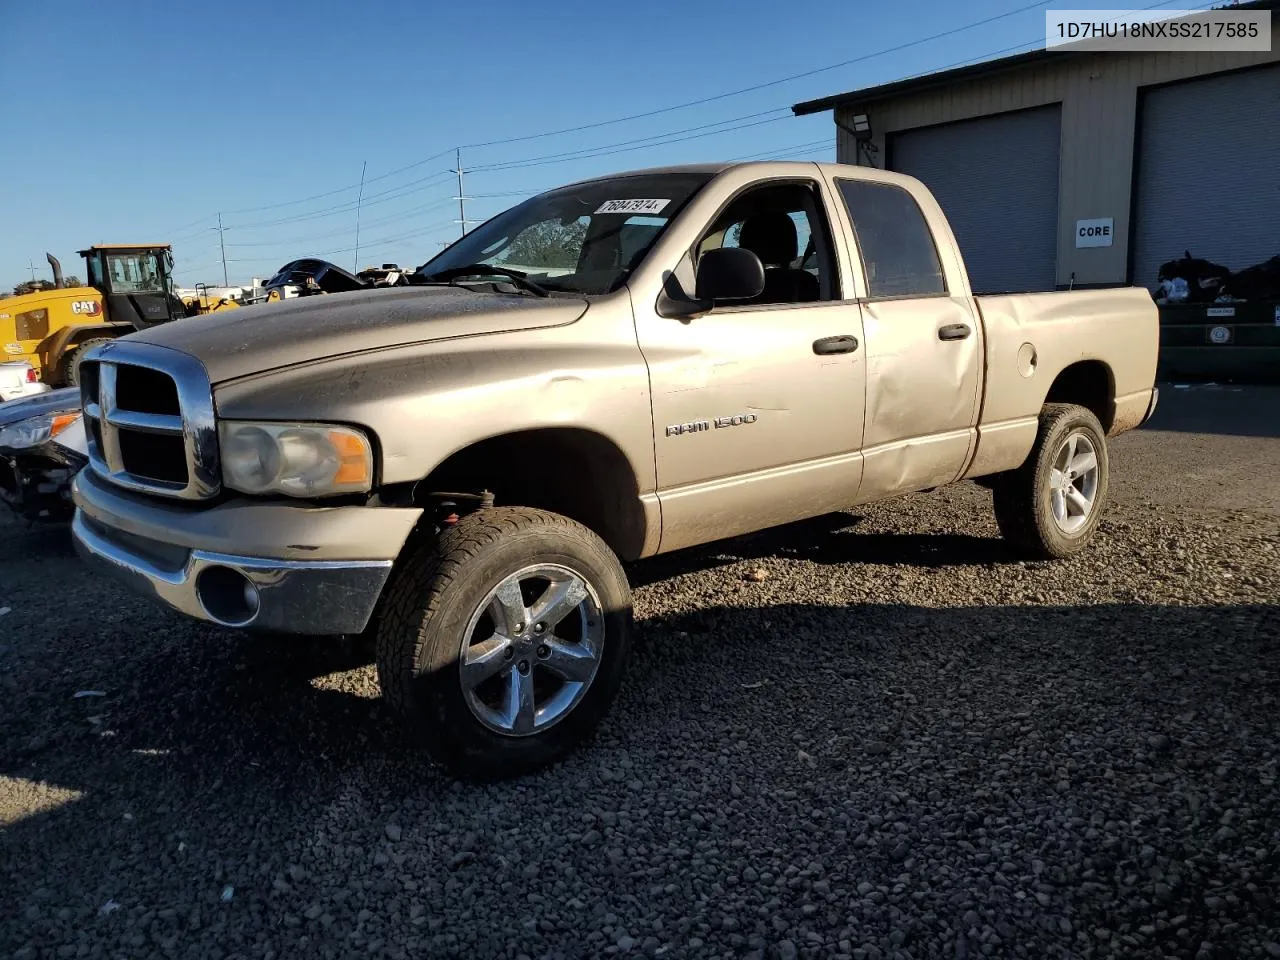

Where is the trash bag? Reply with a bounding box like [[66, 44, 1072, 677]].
[[1155, 277, 1190, 303], [1156, 251, 1232, 303], [1224, 255, 1280, 301]]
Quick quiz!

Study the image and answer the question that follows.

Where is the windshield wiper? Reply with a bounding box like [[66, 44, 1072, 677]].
[[414, 264, 550, 298]]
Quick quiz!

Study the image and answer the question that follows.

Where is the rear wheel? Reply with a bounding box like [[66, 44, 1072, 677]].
[[991, 403, 1109, 559], [375, 506, 633, 780], [59, 338, 113, 388]]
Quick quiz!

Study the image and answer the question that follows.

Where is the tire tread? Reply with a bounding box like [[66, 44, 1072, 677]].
[[375, 506, 628, 778]]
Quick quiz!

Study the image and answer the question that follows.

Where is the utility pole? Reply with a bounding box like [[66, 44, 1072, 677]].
[[454, 148, 467, 237], [452, 147, 478, 237], [27, 260, 38, 281], [217, 213, 229, 286], [353, 160, 368, 273]]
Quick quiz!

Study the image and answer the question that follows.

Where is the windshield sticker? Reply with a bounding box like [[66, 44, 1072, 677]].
[[595, 198, 671, 215]]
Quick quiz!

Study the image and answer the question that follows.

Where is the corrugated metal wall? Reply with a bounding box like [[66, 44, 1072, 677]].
[[1131, 63, 1280, 289], [888, 106, 1061, 294], [835, 28, 1280, 287]]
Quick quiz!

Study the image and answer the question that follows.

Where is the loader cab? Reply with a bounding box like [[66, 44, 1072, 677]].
[[79, 245, 183, 330]]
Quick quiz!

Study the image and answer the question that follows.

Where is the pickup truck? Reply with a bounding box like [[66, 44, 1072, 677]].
[[69, 161, 1160, 779]]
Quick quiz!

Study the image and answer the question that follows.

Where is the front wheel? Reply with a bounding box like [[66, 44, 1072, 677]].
[[60, 337, 113, 388], [375, 507, 633, 780], [991, 403, 1110, 560]]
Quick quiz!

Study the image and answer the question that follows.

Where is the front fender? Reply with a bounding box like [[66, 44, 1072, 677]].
[[211, 316, 656, 495]]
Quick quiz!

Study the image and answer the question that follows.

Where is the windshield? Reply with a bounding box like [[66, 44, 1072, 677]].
[[105, 251, 168, 294], [416, 172, 713, 295]]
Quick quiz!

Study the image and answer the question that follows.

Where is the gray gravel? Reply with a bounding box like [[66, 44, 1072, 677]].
[[2, 383, 1279, 960]]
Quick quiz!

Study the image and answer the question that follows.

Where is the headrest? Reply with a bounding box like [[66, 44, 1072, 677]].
[[737, 212, 798, 267]]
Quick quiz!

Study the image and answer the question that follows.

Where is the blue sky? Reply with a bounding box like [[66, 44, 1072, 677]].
[[1, 0, 1063, 289]]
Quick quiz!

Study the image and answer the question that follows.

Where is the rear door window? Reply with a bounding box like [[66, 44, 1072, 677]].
[[836, 179, 947, 299]]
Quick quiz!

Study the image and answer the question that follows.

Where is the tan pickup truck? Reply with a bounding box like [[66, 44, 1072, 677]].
[[70, 161, 1159, 778]]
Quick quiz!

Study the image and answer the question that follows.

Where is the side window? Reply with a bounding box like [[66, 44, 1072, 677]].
[[836, 179, 947, 299], [697, 182, 838, 306]]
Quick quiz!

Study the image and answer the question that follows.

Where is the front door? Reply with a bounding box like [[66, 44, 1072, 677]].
[[635, 178, 867, 553]]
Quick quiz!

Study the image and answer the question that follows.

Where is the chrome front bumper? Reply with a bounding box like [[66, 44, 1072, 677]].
[[71, 470, 422, 634]]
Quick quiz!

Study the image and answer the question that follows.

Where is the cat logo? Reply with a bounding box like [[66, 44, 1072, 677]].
[[70, 300, 102, 317]]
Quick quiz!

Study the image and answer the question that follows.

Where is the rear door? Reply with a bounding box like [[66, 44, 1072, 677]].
[[824, 172, 983, 504]]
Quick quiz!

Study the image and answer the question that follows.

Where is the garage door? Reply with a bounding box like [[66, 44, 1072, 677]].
[[888, 104, 1061, 295], [1131, 63, 1280, 290]]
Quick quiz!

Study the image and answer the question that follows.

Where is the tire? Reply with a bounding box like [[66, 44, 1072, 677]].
[[375, 506, 633, 780], [991, 403, 1110, 560], [60, 338, 113, 388]]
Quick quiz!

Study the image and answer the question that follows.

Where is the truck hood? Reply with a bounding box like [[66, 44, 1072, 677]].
[[127, 285, 589, 383]]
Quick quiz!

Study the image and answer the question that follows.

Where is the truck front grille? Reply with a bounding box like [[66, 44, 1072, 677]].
[[79, 341, 220, 501]]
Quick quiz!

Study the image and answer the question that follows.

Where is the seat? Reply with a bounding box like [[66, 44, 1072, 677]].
[[737, 211, 821, 304]]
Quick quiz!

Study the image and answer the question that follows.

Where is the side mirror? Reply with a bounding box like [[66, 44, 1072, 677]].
[[695, 247, 765, 302]]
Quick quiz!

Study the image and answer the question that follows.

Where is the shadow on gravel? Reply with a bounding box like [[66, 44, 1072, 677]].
[[629, 509, 1014, 588], [1143, 383, 1280, 439], [0, 520, 76, 563], [2, 596, 1278, 955]]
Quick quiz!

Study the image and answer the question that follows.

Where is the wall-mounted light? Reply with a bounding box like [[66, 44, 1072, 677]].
[[851, 113, 873, 143]]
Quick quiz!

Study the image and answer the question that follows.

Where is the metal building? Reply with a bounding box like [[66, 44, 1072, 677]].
[[792, 2, 1280, 295]]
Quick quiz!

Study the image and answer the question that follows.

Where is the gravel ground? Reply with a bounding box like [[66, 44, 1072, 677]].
[[2, 383, 1278, 960]]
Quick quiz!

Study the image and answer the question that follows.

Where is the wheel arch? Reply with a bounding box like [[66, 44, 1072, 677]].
[[410, 426, 650, 562], [1042, 359, 1115, 433], [37, 323, 131, 378]]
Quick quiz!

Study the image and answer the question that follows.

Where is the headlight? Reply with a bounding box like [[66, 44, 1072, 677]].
[[0, 411, 79, 450], [218, 421, 373, 497]]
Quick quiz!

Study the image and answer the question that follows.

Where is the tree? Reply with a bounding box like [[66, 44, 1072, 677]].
[[504, 219, 588, 270], [9, 275, 83, 297], [12, 279, 54, 297]]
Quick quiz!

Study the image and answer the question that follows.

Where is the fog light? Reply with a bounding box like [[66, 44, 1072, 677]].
[[195, 565, 261, 627]]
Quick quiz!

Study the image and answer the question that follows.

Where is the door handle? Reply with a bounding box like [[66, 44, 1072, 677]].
[[938, 323, 972, 341], [813, 335, 859, 355]]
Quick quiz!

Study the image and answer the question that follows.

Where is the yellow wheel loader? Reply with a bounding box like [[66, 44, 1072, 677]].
[[1, 245, 198, 388]]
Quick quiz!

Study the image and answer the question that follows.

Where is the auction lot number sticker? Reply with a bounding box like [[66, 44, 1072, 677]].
[[595, 199, 671, 215]]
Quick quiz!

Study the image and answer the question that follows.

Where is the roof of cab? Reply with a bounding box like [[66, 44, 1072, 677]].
[[78, 244, 172, 253]]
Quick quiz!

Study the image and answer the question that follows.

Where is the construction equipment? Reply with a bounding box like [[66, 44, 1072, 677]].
[[179, 283, 244, 315], [1, 246, 186, 387]]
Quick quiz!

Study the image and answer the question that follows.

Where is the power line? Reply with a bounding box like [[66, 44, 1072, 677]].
[[162, 0, 1059, 233], [168, 0, 1203, 285], [224, 171, 454, 231], [468, 114, 793, 175], [468, 108, 788, 172], [215, 112, 785, 234], [173, 260, 227, 276], [223, 111, 778, 232], [819, 0, 1189, 94], [224, 198, 458, 249], [731, 138, 834, 161], [459, 0, 1059, 151], [166, 213, 220, 234], [220, 148, 458, 216]]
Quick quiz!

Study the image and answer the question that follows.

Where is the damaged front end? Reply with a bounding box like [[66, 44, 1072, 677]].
[[0, 388, 87, 523]]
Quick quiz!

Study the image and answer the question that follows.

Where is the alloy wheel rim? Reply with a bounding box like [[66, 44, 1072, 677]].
[[1048, 430, 1099, 534], [459, 563, 604, 737]]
